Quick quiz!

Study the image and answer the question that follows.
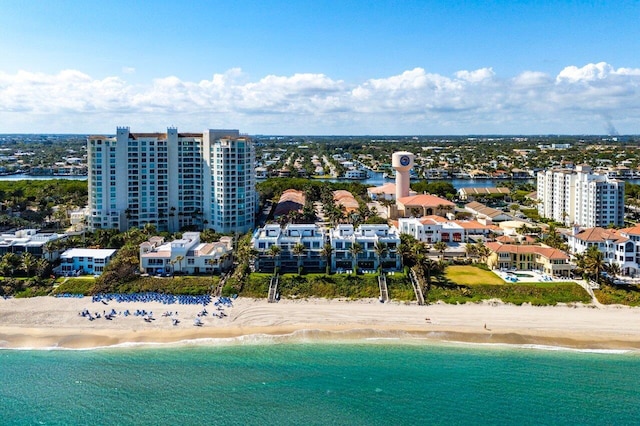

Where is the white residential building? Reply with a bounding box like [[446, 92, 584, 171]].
[[537, 165, 624, 227], [139, 232, 233, 275], [566, 225, 640, 277], [251, 224, 327, 273], [0, 229, 66, 261], [330, 224, 401, 272], [87, 127, 256, 234], [398, 216, 493, 244], [58, 248, 117, 276]]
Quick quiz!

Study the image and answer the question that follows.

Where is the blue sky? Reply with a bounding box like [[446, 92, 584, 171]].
[[1, 0, 639, 134]]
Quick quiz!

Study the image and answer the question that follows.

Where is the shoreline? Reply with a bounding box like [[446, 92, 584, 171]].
[[2, 296, 640, 351]]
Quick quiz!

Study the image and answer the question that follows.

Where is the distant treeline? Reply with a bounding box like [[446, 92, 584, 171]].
[[0, 180, 88, 228]]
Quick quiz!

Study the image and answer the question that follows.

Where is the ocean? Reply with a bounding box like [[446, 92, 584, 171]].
[[2, 340, 639, 425]]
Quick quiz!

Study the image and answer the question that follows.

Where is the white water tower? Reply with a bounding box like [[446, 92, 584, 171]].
[[392, 151, 415, 200]]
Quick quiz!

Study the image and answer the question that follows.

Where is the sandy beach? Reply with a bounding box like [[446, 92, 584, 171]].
[[1, 296, 640, 350]]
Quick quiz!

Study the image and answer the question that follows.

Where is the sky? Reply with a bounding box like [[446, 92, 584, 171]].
[[0, 0, 639, 135]]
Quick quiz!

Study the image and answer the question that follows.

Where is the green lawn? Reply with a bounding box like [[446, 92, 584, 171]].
[[445, 265, 505, 285], [238, 272, 416, 301], [431, 265, 590, 305], [427, 282, 590, 305], [52, 277, 96, 295], [53, 275, 218, 296]]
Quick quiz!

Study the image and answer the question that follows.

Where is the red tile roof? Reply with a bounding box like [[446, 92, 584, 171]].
[[398, 194, 455, 207], [485, 242, 570, 260], [572, 227, 628, 243]]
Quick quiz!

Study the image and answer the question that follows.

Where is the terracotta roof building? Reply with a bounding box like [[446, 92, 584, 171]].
[[485, 242, 573, 277], [273, 189, 306, 218], [396, 194, 455, 218], [333, 190, 359, 214]]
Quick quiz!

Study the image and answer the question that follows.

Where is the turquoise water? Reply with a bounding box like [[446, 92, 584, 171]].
[[2, 342, 640, 425]]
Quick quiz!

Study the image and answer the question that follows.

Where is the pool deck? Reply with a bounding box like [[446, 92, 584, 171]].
[[493, 270, 555, 283]]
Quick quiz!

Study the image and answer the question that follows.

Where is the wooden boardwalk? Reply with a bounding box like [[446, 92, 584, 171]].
[[268, 274, 279, 303], [378, 273, 389, 303], [409, 268, 425, 305]]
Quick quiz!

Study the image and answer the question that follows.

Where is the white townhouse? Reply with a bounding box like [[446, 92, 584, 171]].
[[139, 232, 233, 275], [0, 229, 66, 261], [566, 225, 640, 277], [58, 248, 117, 276], [397, 216, 494, 244], [329, 224, 401, 272], [251, 223, 327, 273], [88, 127, 256, 234]]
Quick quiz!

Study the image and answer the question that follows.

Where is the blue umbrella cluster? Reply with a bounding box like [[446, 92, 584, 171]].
[[92, 292, 212, 306]]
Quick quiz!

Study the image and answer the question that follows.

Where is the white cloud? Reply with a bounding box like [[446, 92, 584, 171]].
[[122, 67, 136, 74], [454, 67, 495, 83], [0, 63, 639, 134]]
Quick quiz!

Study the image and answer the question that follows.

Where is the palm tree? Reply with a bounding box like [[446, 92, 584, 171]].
[[465, 243, 478, 259], [573, 252, 587, 279], [348, 242, 363, 274], [268, 244, 282, 274], [411, 242, 429, 265], [475, 242, 492, 263], [206, 257, 218, 276], [421, 258, 440, 291], [35, 257, 49, 278], [174, 255, 185, 274], [0, 253, 20, 277], [517, 223, 531, 235], [584, 246, 605, 283], [433, 241, 448, 261], [373, 241, 388, 273], [321, 243, 334, 275], [292, 242, 306, 275], [20, 252, 36, 277], [399, 234, 418, 268], [603, 262, 621, 284]]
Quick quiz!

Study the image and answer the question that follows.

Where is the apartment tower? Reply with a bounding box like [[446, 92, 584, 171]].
[[87, 127, 255, 234], [536, 165, 625, 228]]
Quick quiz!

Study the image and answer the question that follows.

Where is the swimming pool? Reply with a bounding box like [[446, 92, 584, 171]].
[[512, 272, 534, 278]]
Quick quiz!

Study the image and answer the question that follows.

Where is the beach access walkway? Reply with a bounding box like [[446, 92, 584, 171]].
[[409, 268, 425, 305], [268, 274, 279, 303], [378, 273, 389, 303], [573, 279, 604, 308]]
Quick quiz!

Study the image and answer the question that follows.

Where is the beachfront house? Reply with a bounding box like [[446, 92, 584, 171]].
[[0, 229, 67, 261], [251, 223, 327, 273], [57, 248, 117, 276], [139, 232, 234, 275], [398, 216, 494, 244], [566, 225, 640, 278], [484, 242, 573, 277], [329, 224, 401, 272]]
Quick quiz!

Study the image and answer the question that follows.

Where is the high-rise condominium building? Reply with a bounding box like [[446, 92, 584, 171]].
[[537, 165, 625, 228], [88, 127, 256, 234]]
